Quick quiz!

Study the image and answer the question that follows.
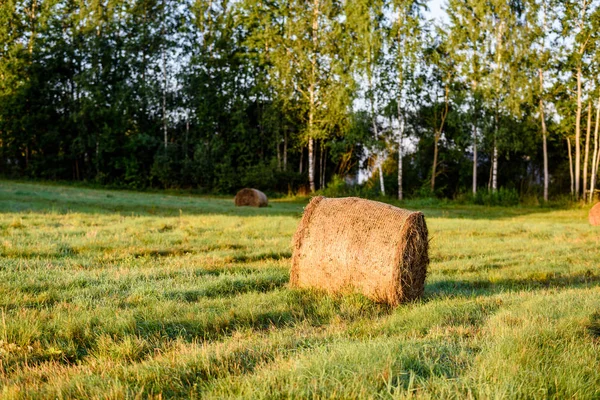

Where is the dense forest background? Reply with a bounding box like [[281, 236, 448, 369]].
[[1, 0, 599, 201]]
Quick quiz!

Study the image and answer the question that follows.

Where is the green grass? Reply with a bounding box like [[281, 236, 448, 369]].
[[0, 181, 599, 399]]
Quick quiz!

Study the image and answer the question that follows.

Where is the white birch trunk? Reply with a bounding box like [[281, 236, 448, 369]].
[[397, 109, 404, 201], [378, 162, 385, 196], [539, 69, 549, 201], [583, 101, 592, 202], [492, 140, 498, 191], [431, 131, 439, 192], [373, 117, 385, 196], [308, 138, 315, 192], [589, 97, 600, 203], [307, 0, 319, 193], [575, 67, 582, 199], [473, 125, 477, 195], [492, 108, 498, 191], [568, 137, 574, 199]]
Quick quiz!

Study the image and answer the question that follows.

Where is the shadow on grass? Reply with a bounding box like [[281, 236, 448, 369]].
[[164, 274, 289, 301], [130, 244, 247, 258], [0, 244, 250, 260], [0, 181, 569, 220], [135, 289, 391, 343], [588, 312, 600, 338], [426, 270, 600, 300], [229, 251, 292, 263], [0, 183, 306, 217]]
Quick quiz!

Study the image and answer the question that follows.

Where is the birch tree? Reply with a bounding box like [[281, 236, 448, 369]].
[[389, 0, 424, 200], [347, 0, 386, 195], [446, 0, 486, 195], [557, 0, 597, 200]]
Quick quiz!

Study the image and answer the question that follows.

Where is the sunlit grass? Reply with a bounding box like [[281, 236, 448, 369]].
[[0, 181, 599, 399]]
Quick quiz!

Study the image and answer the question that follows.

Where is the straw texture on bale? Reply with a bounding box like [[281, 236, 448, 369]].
[[291, 196, 429, 306], [589, 202, 600, 226], [234, 188, 268, 207]]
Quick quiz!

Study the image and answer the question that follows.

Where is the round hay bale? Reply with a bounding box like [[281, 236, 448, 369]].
[[589, 202, 600, 226], [234, 188, 268, 207], [290, 196, 429, 306]]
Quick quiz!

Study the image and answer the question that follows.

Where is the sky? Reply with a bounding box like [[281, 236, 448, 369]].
[[427, 0, 449, 24]]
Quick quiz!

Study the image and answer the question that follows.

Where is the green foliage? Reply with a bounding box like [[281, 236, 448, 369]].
[[0, 0, 595, 202], [470, 188, 521, 206], [319, 175, 379, 198]]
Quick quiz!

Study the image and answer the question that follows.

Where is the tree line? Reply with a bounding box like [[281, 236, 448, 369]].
[[1, 0, 599, 201]]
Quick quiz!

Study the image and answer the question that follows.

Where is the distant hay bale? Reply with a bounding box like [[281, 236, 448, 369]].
[[290, 196, 429, 306], [589, 202, 600, 226], [234, 188, 268, 207]]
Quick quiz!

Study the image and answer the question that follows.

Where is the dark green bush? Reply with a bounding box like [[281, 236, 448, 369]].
[[470, 188, 520, 206]]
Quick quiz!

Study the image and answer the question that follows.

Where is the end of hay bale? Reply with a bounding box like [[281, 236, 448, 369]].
[[393, 211, 429, 303], [590, 203, 600, 226], [234, 188, 268, 207], [290, 196, 429, 306]]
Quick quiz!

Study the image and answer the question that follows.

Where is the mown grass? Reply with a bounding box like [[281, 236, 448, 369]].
[[0, 181, 599, 399]]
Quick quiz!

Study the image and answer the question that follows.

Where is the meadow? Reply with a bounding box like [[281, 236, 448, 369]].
[[0, 181, 599, 399]]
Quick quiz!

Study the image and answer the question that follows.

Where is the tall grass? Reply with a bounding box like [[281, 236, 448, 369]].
[[0, 181, 599, 399]]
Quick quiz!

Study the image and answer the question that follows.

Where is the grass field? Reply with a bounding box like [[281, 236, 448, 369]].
[[1, 181, 599, 399]]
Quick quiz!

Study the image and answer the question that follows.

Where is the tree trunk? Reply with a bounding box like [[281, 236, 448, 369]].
[[395, 8, 407, 201], [471, 80, 478, 195], [95, 140, 99, 175], [308, 138, 315, 192], [492, 142, 498, 191], [185, 115, 189, 158], [575, 67, 582, 199], [539, 69, 548, 202], [373, 111, 385, 196], [583, 101, 592, 202], [299, 147, 303, 174], [276, 134, 281, 171], [396, 108, 404, 201], [492, 108, 498, 191], [370, 90, 385, 195], [568, 137, 574, 199], [590, 96, 600, 203], [472, 123, 477, 195], [542, 130, 548, 201], [323, 147, 327, 188], [322, 144, 326, 188], [161, 4, 167, 151], [27, 0, 38, 55], [432, 85, 450, 193], [378, 162, 385, 196], [319, 141, 324, 189], [488, 157, 492, 190], [283, 130, 288, 171], [307, 0, 319, 193], [431, 130, 440, 192], [25, 0, 37, 172], [313, 140, 318, 189]]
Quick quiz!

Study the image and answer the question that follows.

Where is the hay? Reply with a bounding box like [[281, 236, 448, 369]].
[[290, 196, 429, 306], [234, 188, 268, 207], [590, 202, 600, 226]]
